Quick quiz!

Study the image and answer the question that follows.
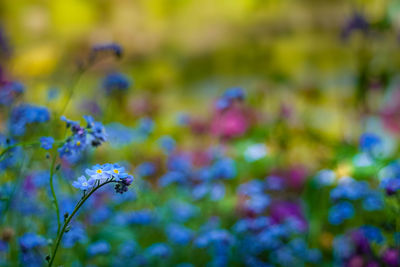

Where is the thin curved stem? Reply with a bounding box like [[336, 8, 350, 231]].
[[49, 153, 61, 236], [48, 179, 115, 267]]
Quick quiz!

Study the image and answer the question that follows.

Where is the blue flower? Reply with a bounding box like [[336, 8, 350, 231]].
[[328, 201, 355, 225], [90, 43, 122, 60], [223, 87, 245, 101], [102, 72, 131, 94], [85, 164, 111, 181], [87, 240, 111, 256], [9, 104, 50, 136], [158, 136, 176, 154], [72, 176, 95, 190], [146, 243, 171, 259], [103, 163, 129, 181], [84, 115, 107, 146], [19, 233, 46, 250], [362, 191, 384, 211], [62, 223, 87, 248], [211, 157, 236, 179], [39, 136, 54, 150], [360, 225, 384, 244], [136, 162, 156, 177], [0, 81, 24, 106], [166, 224, 193, 245]]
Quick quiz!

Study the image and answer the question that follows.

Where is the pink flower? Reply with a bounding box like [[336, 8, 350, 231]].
[[211, 105, 249, 139]]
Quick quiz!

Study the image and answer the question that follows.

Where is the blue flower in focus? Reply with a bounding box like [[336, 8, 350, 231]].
[[86, 164, 111, 181], [72, 176, 95, 191], [102, 72, 131, 95], [39, 136, 54, 150], [104, 163, 129, 181], [87, 240, 111, 256], [328, 201, 355, 225]]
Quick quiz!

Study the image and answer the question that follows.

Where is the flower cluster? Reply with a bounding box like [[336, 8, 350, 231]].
[[72, 163, 133, 194], [58, 115, 106, 158]]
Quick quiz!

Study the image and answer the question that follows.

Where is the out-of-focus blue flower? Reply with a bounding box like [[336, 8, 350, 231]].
[[9, 104, 50, 136], [90, 206, 112, 224], [362, 191, 384, 211], [39, 136, 54, 150], [244, 194, 270, 214], [62, 223, 87, 248], [145, 243, 171, 259], [87, 240, 111, 256], [158, 136, 176, 154], [167, 154, 191, 173], [166, 224, 194, 245], [265, 176, 285, 191], [0, 81, 24, 106], [380, 177, 400, 195], [211, 157, 236, 179], [359, 133, 383, 157], [102, 72, 131, 95], [315, 169, 336, 187], [360, 225, 384, 244], [216, 97, 231, 110], [237, 180, 265, 196], [341, 12, 369, 40], [159, 171, 185, 187], [72, 176, 95, 191], [194, 229, 234, 248], [115, 210, 155, 225], [223, 87, 245, 101], [90, 43, 122, 60], [333, 235, 354, 260], [19, 233, 46, 250], [137, 117, 154, 135], [244, 143, 268, 162], [330, 179, 369, 201], [328, 201, 355, 225], [210, 183, 225, 201], [136, 162, 156, 177], [0, 240, 8, 252], [169, 200, 198, 223]]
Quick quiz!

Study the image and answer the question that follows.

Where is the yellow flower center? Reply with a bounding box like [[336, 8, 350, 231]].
[[113, 169, 119, 174], [76, 141, 81, 146], [96, 169, 102, 174]]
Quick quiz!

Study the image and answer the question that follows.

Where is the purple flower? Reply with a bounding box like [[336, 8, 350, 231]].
[[39, 136, 54, 150]]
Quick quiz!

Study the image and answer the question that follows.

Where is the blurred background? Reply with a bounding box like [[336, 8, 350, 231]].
[[2, 0, 400, 266]]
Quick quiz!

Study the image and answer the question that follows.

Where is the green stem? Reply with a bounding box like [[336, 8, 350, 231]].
[[49, 153, 61, 236], [48, 179, 115, 267]]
